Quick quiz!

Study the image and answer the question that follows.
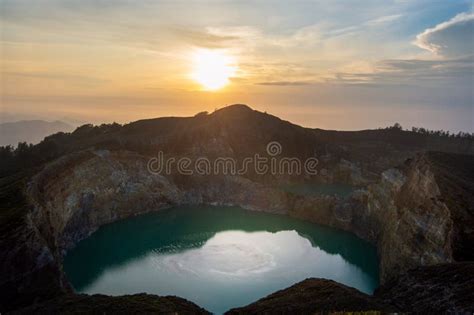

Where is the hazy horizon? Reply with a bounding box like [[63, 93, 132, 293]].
[[1, 0, 473, 133]]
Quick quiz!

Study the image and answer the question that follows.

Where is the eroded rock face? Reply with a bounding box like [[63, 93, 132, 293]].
[[284, 154, 457, 282], [27, 150, 181, 256], [287, 189, 377, 243], [369, 157, 454, 282]]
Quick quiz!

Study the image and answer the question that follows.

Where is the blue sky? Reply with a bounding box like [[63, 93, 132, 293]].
[[1, 0, 473, 132]]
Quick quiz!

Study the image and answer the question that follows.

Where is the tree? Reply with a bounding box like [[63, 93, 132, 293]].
[[391, 122, 402, 130], [0, 145, 14, 160]]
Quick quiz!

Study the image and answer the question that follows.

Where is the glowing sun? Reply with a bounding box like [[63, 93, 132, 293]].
[[191, 49, 237, 90]]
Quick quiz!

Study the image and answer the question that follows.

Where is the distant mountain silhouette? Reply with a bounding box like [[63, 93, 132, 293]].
[[0, 120, 74, 146]]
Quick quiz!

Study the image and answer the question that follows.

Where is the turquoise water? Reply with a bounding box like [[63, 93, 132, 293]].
[[282, 183, 355, 198], [64, 206, 379, 314]]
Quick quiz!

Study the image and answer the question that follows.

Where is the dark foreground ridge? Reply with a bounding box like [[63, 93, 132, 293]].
[[11, 293, 210, 315], [227, 263, 474, 314], [1, 104, 473, 313], [226, 278, 397, 314]]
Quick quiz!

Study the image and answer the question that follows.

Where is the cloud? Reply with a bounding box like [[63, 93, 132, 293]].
[[414, 12, 474, 57], [256, 81, 311, 86], [239, 62, 319, 84], [366, 14, 403, 26], [3, 71, 104, 82], [170, 27, 240, 48], [330, 56, 474, 87]]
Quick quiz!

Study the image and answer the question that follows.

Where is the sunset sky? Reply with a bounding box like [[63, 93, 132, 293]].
[[1, 0, 473, 132]]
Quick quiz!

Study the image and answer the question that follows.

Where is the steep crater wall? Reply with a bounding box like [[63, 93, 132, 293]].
[[1, 149, 463, 311]]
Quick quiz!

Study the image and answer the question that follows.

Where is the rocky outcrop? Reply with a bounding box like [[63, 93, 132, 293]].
[[374, 157, 454, 281], [226, 278, 397, 314], [12, 293, 210, 314]]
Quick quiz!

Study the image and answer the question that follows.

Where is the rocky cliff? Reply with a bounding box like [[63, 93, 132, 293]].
[[286, 153, 459, 282], [371, 155, 454, 282]]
